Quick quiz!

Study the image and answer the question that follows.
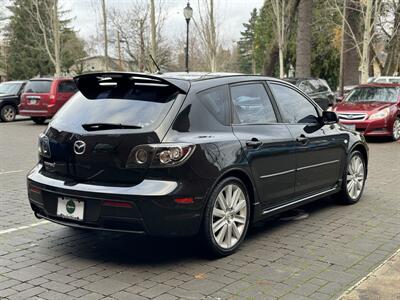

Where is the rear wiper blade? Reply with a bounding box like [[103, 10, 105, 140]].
[[82, 123, 142, 131]]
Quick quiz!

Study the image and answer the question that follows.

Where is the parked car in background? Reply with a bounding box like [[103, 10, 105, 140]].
[[335, 85, 357, 103], [372, 76, 400, 84], [333, 83, 400, 140], [19, 78, 77, 124], [27, 72, 368, 257], [0, 80, 26, 122], [284, 78, 335, 110]]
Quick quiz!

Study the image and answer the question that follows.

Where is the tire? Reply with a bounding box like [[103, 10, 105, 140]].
[[201, 177, 251, 257], [334, 150, 367, 205], [392, 118, 400, 141], [0, 105, 17, 122], [31, 117, 46, 125]]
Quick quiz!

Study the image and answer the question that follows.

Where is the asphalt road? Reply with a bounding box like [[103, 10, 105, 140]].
[[1, 119, 400, 300]]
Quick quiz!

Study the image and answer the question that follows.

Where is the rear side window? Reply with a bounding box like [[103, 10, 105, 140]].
[[197, 86, 228, 125], [270, 83, 319, 124], [231, 83, 277, 124], [57, 80, 77, 93], [24, 80, 52, 93], [298, 81, 313, 94]]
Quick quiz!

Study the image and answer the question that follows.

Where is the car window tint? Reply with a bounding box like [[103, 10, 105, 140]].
[[270, 83, 319, 124], [24, 80, 52, 93], [58, 80, 77, 93], [198, 86, 228, 125], [231, 83, 277, 124]]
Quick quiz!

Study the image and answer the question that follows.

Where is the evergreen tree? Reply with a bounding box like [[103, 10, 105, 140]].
[[6, 0, 86, 79], [7, 0, 53, 79], [238, 9, 258, 74]]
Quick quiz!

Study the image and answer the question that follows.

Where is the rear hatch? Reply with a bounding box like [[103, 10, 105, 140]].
[[22, 79, 52, 111], [40, 73, 189, 185]]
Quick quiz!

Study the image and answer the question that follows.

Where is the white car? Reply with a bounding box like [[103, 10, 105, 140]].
[[372, 76, 400, 83]]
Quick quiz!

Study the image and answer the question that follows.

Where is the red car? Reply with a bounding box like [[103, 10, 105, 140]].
[[19, 78, 77, 124], [333, 83, 400, 140]]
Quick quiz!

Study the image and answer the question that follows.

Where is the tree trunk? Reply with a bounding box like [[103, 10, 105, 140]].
[[295, 0, 312, 77], [209, 0, 217, 72], [101, 0, 109, 71], [150, 0, 157, 71], [343, 0, 361, 86], [383, 2, 400, 75], [139, 20, 145, 72], [360, 0, 372, 83], [52, 0, 61, 76], [263, 41, 279, 76]]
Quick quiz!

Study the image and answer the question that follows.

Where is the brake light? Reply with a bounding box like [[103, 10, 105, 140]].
[[175, 197, 194, 204], [126, 143, 195, 168], [29, 186, 41, 194], [49, 94, 56, 106], [103, 200, 133, 208]]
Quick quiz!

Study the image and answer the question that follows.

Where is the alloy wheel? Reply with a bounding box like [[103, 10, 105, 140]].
[[393, 119, 400, 141], [2, 106, 16, 122], [212, 184, 247, 249], [346, 154, 365, 199]]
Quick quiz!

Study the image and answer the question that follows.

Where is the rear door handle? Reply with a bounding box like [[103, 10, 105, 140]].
[[296, 135, 309, 145], [246, 138, 262, 149]]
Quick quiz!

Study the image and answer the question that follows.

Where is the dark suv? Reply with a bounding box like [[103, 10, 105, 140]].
[[27, 72, 368, 256], [0, 81, 26, 122], [284, 78, 336, 110]]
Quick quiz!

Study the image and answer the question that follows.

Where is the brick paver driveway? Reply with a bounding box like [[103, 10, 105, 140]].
[[1, 120, 400, 300]]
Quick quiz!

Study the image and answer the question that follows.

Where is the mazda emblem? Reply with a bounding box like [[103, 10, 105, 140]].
[[73, 140, 86, 155]]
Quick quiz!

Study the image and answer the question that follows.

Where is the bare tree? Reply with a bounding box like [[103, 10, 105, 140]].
[[379, 0, 400, 75], [193, 0, 219, 72], [25, 0, 61, 76], [107, 0, 169, 72], [150, 0, 157, 70], [108, 2, 149, 71], [101, 0, 109, 71], [266, 0, 298, 78], [332, 0, 383, 83]]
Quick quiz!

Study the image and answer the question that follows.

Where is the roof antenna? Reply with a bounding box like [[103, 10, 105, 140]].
[[149, 54, 162, 74]]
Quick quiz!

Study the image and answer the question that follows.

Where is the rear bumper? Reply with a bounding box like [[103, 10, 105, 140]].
[[18, 109, 53, 118], [27, 164, 205, 237], [340, 118, 393, 137]]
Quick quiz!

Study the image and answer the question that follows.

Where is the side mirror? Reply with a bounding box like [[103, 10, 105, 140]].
[[322, 111, 338, 124]]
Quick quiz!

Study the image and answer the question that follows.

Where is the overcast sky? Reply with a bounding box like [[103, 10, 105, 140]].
[[63, 0, 265, 48]]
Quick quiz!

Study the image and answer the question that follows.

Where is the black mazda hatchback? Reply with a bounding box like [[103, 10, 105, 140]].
[[27, 72, 368, 256]]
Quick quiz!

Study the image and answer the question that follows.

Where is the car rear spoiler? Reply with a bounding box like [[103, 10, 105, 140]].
[[73, 72, 190, 100]]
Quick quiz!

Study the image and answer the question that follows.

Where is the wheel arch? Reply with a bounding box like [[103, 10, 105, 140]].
[[349, 142, 369, 175], [206, 167, 260, 224]]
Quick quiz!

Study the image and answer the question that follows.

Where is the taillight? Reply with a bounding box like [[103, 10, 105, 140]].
[[49, 94, 56, 105], [126, 143, 195, 168]]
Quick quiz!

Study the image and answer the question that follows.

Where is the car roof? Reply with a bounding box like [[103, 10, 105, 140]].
[[283, 77, 321, 81], [73, 72, 292, 97], [358, 83, 400, 88], [29, 77, 73, 81], [0, 80, 26, 84]]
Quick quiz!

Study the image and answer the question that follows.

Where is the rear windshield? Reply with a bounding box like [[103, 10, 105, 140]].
[[50, 85, 179, 133], [0, 82, 22, 95], [25, 80, 52, 93], [346, 87, 399, 103]]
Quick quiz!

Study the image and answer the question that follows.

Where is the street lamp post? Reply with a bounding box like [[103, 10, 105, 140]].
[[183, 2, 193, 73]]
